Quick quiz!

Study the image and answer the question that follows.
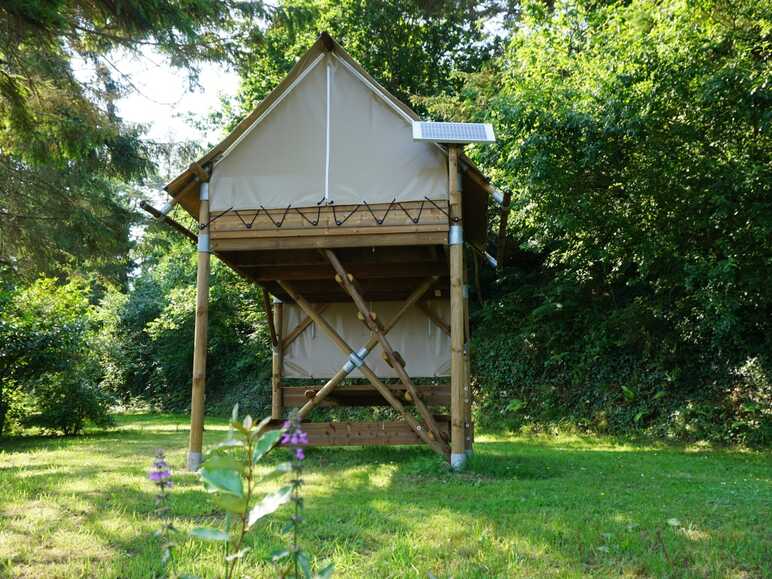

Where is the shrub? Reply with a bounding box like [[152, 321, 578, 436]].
[[0, 278, 113, 435]]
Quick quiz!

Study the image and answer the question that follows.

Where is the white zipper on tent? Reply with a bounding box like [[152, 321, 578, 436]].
[[324, 59, 332, 200], [216, 53, 326, 163]]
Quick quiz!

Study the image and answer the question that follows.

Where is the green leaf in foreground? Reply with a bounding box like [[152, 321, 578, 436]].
[[253, 429, 283, 464], [247, 485, 292, 528], [200, 467, 243, 497], [212, 493, 249, 514], [190, 527, 229, 542]]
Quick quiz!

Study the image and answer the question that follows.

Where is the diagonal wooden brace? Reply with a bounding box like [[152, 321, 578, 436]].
[[417, 301, 451, 337], [323, 250, 450, 449], [294, 277, 437, 421], [278, 280, 449, 458], [282, 303, 329, 350]]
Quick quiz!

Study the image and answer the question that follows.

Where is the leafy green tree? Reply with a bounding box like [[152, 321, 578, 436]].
[[433, 0, 771, 443], [226, 0, 509, 124], [96, 225, 273, 414], [0, 0, 266, 279]]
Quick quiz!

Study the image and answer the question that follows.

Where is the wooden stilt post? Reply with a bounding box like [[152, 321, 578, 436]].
[[449, 144, 466, 470], [188, 180, 210, 471], [496, 190, 512, 273], [463, 254, 474, 456], [271, 297, 284, 420]]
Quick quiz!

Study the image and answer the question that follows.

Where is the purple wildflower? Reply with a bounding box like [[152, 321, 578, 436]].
[[280, 414, 308, 462], [149, 469, 172, 482]]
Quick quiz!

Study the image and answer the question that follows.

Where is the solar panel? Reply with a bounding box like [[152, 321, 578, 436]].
[[412, 121, 496, 144]]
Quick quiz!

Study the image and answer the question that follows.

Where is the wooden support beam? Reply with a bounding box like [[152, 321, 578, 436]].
[[262, 291, 278, 348], [281, 384, 451, 407], [449, 144, 466, 470], [282, 304, 329, 350], [211, 231, 448, 252], [292, 277, 436, 420], [278, 280, 449, 458], [189, 161, 210, 182], [188, 182, 210, 471], [323, 249, 450, 450], [140, 200, 197, 243], [463, 258, 474, 454], [496, 190, 512, 272], [238, 261, 448, 282], [271, 298, 283, 420], [417, 301, 451, 336]]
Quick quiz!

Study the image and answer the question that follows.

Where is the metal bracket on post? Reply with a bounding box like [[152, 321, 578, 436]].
[[187, 452, 202, 471], [197, 233, 210, 253], [449, 225, 463, 246], [451, 453, 466, 471], [199, 182, 209, 201]]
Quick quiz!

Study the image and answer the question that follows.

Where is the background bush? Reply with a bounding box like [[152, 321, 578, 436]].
[[0, 278, 113, 435]]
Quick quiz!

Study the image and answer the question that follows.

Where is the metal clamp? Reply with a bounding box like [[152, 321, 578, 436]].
[[449, 224, 463, 246], [197, 233, 210, 253], [341, 347, 368, 375], [199, 182, 209, 201]]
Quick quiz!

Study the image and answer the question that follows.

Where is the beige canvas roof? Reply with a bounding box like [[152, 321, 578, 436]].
[[165, 32, 492, 242]]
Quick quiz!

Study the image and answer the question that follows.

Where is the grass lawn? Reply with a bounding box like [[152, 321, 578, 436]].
[[0, 414, 769, 578]]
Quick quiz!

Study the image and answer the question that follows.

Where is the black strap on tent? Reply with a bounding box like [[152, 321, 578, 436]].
[[363, 199, 396, 225], [208, 198, 447, 229], [260, 204, 292, 228], [234, 208, 261, 229], [330, 202, 360, 226]]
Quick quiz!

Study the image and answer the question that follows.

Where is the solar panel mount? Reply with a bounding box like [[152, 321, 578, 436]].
[[412, 121, 496, 144]]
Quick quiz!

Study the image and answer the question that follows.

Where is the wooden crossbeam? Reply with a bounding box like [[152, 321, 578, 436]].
[[417, 301, 451, 336], [281, 384, 450, 407], [266, 417, 451, 447], [278, 280, 449, 458], [323, 249, 450, 451], [290, 277, 436, 420], [282, 303, 329, 350]]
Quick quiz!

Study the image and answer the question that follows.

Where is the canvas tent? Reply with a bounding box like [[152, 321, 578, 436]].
[[159, 32, 499, 471]]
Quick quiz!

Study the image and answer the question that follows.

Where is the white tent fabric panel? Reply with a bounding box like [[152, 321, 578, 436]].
[[282, 300, 451, 379], [327, 57, 448, 204], [209, 59, 326, 211], [209, 54, 448, 211]]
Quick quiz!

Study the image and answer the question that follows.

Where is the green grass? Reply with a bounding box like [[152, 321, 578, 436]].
[[0, 414, 769, 578]]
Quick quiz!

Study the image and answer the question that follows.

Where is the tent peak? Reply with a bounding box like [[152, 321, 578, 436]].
[[319, 31, 335, 52]]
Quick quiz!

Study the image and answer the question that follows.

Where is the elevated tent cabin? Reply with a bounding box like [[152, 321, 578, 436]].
[[161, 32, 499, 470]]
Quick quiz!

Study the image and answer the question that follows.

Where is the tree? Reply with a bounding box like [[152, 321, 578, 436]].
[[0, 0, 266, 280], [429, 0, 771, 443], [224, 0, 510, 126], [0, 278, 111, 435]]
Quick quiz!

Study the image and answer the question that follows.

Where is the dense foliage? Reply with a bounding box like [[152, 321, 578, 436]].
[[0, 278, 112, 434], [445, 0, 771, 444], [97, 227, 272, 414], [224, 0, 509, 123], [0, 0, 264, 279]]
